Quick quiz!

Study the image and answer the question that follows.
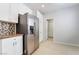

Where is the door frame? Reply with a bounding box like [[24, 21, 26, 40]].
[[47, 19, 53, 39]]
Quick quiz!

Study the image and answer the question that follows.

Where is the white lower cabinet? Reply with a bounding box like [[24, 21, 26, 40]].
[[1, 35, 23, 55], [2, 38, 15, 55], [15, 36, 23, 55]]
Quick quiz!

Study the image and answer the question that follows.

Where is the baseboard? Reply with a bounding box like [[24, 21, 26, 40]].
[[53, 40, 79, 47]]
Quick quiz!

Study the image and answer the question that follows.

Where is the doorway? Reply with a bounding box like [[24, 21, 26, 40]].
[[47, 19, 53, 39]]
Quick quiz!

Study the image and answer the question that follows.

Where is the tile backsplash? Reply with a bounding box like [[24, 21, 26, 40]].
[[0, 21, 16, 39]]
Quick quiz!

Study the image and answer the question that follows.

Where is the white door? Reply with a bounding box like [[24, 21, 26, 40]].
[[2, 38, 15, 55], [9, 4, 18, 23], [0, 3, 10, 22], [2, 36, 23, 55], [15, 36, 23, 55]]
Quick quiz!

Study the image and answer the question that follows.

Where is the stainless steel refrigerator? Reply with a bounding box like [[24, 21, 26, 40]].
[[16, 13, 39, 55]]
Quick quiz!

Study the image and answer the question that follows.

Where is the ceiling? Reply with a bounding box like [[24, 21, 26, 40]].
[[25, 3, 78, 14]]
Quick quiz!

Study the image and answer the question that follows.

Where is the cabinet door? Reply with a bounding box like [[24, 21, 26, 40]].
[[9, 4, 18, 23], [2, 38, 15, 55], [15, 36, 23, 55], [2, 36, 23, 55], [0, 3, 10, 22]]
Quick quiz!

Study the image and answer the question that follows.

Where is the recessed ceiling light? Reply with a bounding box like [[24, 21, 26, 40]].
[[41, 4, 45, 8]]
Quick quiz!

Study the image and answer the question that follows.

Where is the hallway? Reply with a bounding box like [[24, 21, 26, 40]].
[[33, 38, 79, 55]]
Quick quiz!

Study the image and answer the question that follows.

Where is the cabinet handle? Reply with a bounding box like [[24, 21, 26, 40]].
[[13, 42, 17, 46], [15, 42, 17, 45], [13, 42, 15, 46]]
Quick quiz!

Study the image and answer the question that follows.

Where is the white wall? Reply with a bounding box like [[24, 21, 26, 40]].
[[37, 10, 44, 42], [45, 5, 79, 46]]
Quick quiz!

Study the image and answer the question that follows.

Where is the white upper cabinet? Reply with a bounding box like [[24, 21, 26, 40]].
[[0, 3, 10, 22], [0, 3, 33, 23], [0, 3, 18, 23], [9, 4, 19, 23]]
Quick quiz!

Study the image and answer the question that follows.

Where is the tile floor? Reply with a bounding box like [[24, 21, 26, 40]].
[[33, 38, 79, 55]]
